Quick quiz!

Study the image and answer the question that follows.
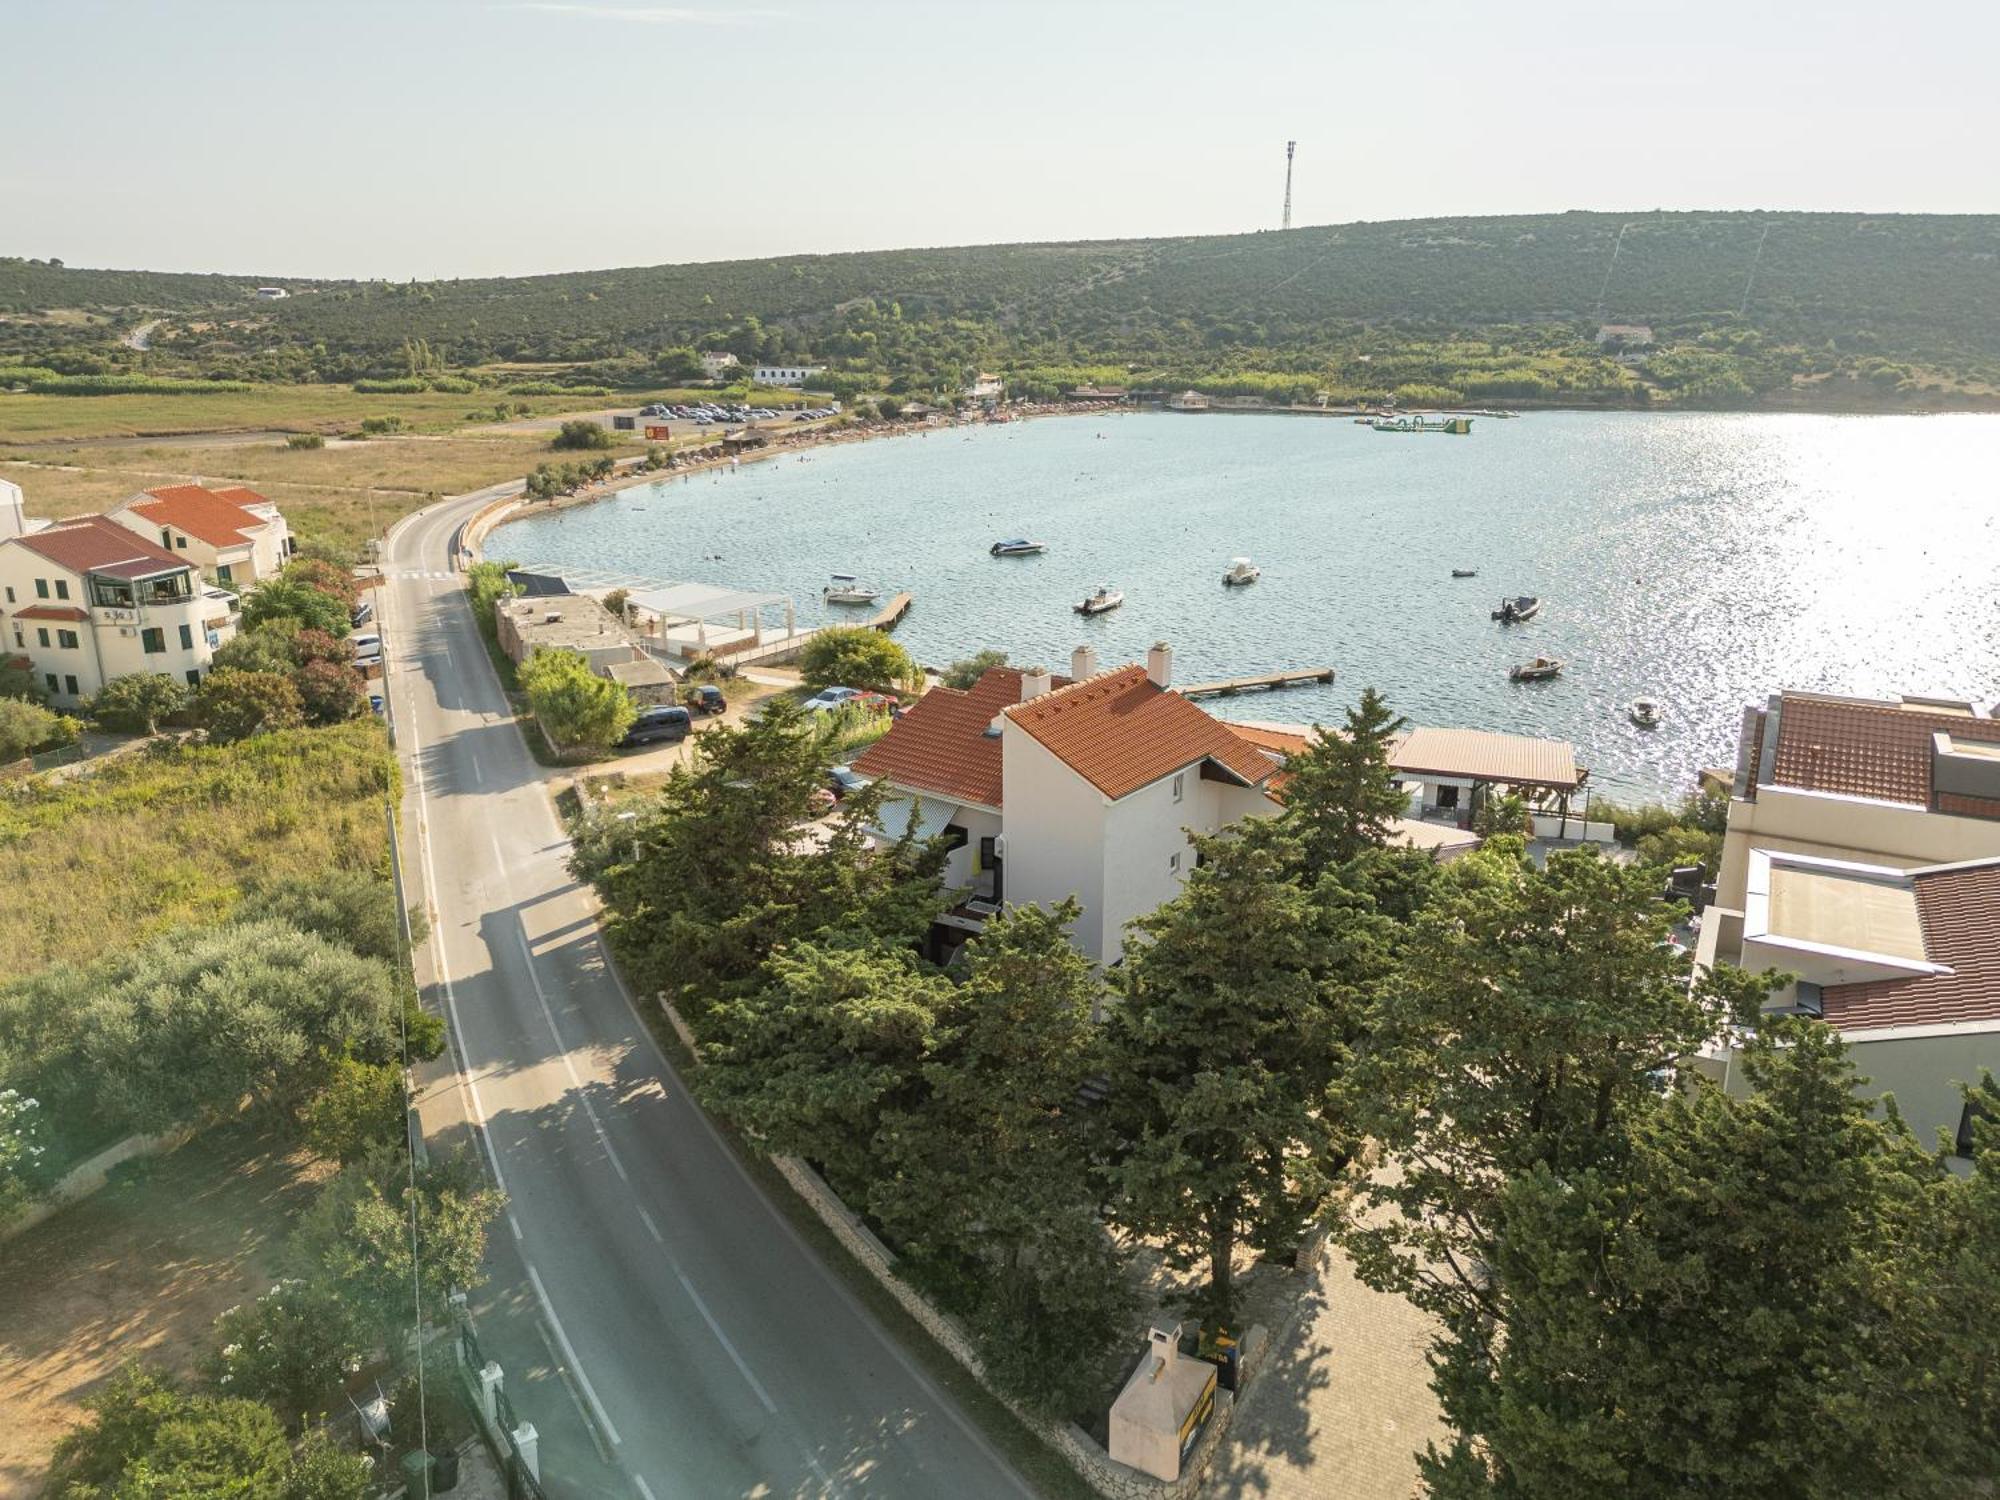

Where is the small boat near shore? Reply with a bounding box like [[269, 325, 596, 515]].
[[1492, 595, 1542, 623], [1222, 557, 1260, 586], [1630, 696, 1662, 728], [1451, 568, 1478, 578], [990, 538, 1046, 557], [1371, 414, 1473, 435], [1510, 656, 1565, 683], [1074, 585, 1124, 616], [823, 573, 882, 605]]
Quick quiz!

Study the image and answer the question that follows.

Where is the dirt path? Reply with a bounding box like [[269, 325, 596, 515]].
[[0, 1125, 330, 1496]]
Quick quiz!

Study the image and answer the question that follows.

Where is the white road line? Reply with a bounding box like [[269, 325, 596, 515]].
[[508, 1213, 524, 1242], [633, 1476, 659, 1500], [672, 1268, 777, 1415], [638, 1207, 664, 1244], [534, 1317, 617, 1465], [516, 929, 631, 1183], [527, 1264, 624, 1446]]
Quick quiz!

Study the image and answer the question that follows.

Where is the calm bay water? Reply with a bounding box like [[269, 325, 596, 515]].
[[498, 411, 2000, 800]]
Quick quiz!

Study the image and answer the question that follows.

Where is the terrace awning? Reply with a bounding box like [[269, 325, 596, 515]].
[[869, 795, 962, 845]]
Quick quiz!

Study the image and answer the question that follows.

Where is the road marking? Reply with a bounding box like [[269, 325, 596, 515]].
[[516, 929, 631, 1183], [535, 1317, 617, 1465], [633, 1477, 659, 1500], [638, 1207, 664, 1244], [527, 1264, 623, 1446], [672, 1267, 777, 1415], [508, 1213, 523, 1241]]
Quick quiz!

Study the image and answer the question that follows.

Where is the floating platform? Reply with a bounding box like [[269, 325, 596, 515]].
[[1180, 667, 1335, 699], [867, 592, 913, 631]]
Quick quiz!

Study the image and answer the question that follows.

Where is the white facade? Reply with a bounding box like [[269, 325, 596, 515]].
[[106, 487, 297, 587], [0, 521, 238, 708], [752, 364, 825, 388]]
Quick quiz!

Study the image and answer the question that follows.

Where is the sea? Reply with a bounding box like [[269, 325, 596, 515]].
[[494, 409, 2000, 801]]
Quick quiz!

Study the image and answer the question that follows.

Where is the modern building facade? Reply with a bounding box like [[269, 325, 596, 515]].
[[752, 364, 824, 388]]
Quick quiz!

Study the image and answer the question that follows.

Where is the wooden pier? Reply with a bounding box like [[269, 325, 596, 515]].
[[867, 592, 913, 632], [1180, 666, 1335, 700]]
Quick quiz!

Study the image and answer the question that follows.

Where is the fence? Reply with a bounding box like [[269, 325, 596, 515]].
[[455, 1314, 546, 1500]]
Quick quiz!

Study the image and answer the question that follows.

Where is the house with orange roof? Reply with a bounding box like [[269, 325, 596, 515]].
[[1694, 689, 2000, 1162], [105, 482, 296, 587], [856, 641, 1288, 964]]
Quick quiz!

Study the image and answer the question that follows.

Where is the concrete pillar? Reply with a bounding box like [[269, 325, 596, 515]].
[[512, 1422, 540, 1482], [478, 1362, 503, 1429]]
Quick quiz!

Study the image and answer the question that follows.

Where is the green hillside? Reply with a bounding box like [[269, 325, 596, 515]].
[[4, 212, 1998, 408]]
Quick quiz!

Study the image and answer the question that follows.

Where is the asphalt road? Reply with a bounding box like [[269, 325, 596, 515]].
[[379, 490, 1035, 1500]]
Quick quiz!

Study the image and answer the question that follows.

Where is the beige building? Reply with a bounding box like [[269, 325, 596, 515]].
[[1697, 690, 2000, 1159], [495, 592, 644, 674], [106, 483, 296, 587], [0, 504, 238, 706]]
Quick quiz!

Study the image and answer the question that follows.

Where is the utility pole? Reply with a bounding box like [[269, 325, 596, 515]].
[[1282, 141, 1296, 231]]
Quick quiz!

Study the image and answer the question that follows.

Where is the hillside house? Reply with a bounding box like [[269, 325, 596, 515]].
[[700, 351, 740, 378]]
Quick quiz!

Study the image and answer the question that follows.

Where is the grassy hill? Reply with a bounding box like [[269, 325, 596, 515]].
[[5, 212, 1998, 407]]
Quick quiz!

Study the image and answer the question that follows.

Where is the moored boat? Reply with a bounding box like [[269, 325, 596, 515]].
[[1451, 568, 1477, 578], [1074, 585, 1124, 616], [990, 538, 1046, 557], [1630, 696, 1662, 728], [1492, 595, 1541, 623], [1509, 656, 1564, 683], [1222, 557, 1260, 586], [822, 573, 882, 605]]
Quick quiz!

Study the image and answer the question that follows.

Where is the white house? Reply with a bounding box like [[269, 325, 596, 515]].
[[1694, 690, 2000, 1160], [105, 483, 296, 587], [752, 364, 825, 389], [856, 643, 1283, 965], [0, 502, 239, 707], [700, 350, 740, 378]]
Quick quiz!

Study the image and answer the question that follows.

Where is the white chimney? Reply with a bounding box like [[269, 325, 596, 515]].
[[0, 478, 24, 542], [1070, 644, 1097, 681], [1146, 641, 1173, 689], [1021, 665, 1052, 702]]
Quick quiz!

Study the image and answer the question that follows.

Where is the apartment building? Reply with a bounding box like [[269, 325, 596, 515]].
[[106, 482, 297, 586]]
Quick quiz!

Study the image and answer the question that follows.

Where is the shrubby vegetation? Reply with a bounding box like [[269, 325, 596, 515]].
[[799, 625, 917, 693], [518, 646, 635, 754]]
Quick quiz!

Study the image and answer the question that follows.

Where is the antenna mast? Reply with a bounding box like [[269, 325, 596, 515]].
[[1282, 141, 1296, 231]]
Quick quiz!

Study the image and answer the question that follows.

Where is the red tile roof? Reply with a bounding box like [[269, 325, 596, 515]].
[[1005, 665, 1277, 801], [852, 667, 1047, 808], [1823, 861, 2000, 1031], [12, 604, 90, 622], [208, 485, 270, 507], [10, 515, 185, 581], [131, 484, 265, 549], [1763, 692, 2000, 807]]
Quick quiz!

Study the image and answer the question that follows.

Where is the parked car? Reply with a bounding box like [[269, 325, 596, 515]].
[[802, 686, 863, 713], [350, 633, 382, 656], [351, 599, 374, 628], [826, 764, 870, 800], [619, 705, 693, 748], [854, 691, 899, 714], [688, 683, 727, 716]]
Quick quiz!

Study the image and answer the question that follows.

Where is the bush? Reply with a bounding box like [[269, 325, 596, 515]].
[[358, 415, 405, 435], [212, 620, 302, 676], [799, 625, 916, 692], [0, 656, 47, 703], [297, 659, 366, 726], [286, 432, 326, 449], [519, 647, 635, 753], [551, 418, 614, 450], [241, 578, 350, 638], [0, 698, 76, 760], [45, 1366, 312, 1499], [941, 649, 1008, 690], [351, 378, 429, 394], [196, 1278, 366, 1427], [90, 673, 190, 735], [0, 1088, 47, 1224], [302, 1057, 405, 1164], [466, 559, 520, 619], [195, 668, 306, 743], [283, 558, 360, 608], [253, 869, 401, 964]]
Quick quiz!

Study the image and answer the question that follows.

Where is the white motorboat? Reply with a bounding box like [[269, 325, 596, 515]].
[[1509, 656, 1565, 683], [1074, 585, 1124, 616], [990, 538, 1047, 557], [1492, 594, 1542, 623], [1630, 696, 1662, 728], [823, 573, 881, 605], [1222, 557, 1260, 586]]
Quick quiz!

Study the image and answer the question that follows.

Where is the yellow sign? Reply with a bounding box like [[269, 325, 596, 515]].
[[1178, 1368, 1218, 1461]]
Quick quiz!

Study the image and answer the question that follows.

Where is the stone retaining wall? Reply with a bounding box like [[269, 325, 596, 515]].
[[0, 1128, 192, 1242], [663, 995, 1247, 1498]]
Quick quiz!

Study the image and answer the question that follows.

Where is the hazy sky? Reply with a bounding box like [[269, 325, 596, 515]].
[[6, 0, 1995, 279]]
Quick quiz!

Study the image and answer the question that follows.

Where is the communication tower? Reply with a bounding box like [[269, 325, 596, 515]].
[[1282, 141, 1296, 231]]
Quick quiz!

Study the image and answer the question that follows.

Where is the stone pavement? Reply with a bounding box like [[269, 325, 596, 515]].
[[1205, 1199, 1444, 1500]]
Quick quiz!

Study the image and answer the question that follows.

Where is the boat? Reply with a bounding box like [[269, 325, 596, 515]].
[[1451, 568, 1478, 578], [1509, 656, 1565, 683], [1629, 696, 1662, 729], [822, 574, 882, 605], [1074, 585, 1124, 616], [1370, 415, 1473, 435], [1492, 595, 1542, 623], [990, 538, 1046, 557], [1222, 557, 1261, 587]]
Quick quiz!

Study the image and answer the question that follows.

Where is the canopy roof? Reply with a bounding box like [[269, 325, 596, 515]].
[[510, 563, 789, 622]]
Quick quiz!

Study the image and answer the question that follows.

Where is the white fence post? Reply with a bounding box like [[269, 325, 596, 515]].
[[478, 1362, 503, 1430], [512, 1422, 540, 1482]]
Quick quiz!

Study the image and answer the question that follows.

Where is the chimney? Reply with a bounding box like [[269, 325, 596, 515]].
[[1070, 644, 1097, 681], [1021, 665, 1052, 702], [1146, 641, 1173, 690]]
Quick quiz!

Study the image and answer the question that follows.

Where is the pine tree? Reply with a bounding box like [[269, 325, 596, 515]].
[[1280, 686, 1410, 881]]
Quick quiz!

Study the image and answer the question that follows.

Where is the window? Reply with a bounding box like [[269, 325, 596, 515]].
[[57, 629, 79, 649], [1437, 785, 1461, 810], [10, 628, 20, 649], [35, 628, 49, 648], [179, 623, 193, 650], [216, 563, 233, 585], [175, 536, 187, 550], [141, 627, 166, 654], [44, 673, 57, 694], [1171, 772, 1184, 803], [185, 668, 202, 688], [53, 580, 68, 600], [2, 586, 11, 603], [63, 675, 78, 695], [1169, 851, 1182, 874], [34, 578, 48, 599], [161, 529, 173, 549]]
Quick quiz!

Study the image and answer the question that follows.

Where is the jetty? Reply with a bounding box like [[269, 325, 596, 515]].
[[1180, 666, 1334, 700], [867, 592, 913, 632]]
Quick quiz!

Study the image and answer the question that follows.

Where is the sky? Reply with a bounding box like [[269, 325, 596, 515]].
[[5, 0, 1996, 280]]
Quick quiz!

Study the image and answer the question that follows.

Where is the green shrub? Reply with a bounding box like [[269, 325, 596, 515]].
[[0, 698, 74, 760], [799, 625, 916, 692], [89, 673, 190, 735], [302, 1057, 405, 1164], [351, 378, 429, 394], [196, 1278, 366, 1426], [285, 432, 325, 449], [551, 418, 614, 450], [519, 647, 635, 753]]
